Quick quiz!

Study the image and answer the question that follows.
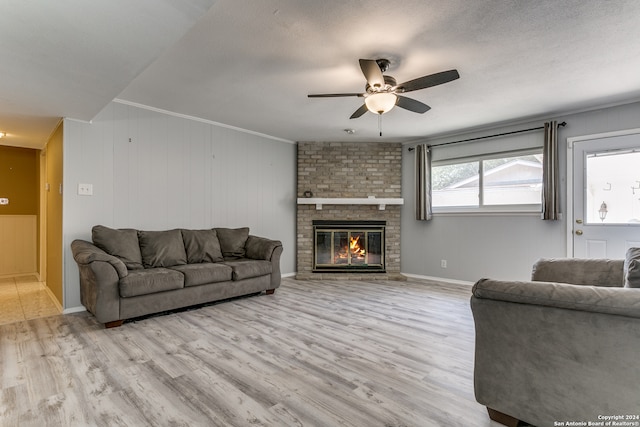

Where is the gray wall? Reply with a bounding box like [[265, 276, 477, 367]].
[[60, 98, 640, 307], [401, 101, 640, 282], [62, 101, 296, 310]]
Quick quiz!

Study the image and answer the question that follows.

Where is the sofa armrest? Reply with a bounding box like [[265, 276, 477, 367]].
[[71, 239, 128, 279], [245, 235, 282, 261], [531, 258, 624, 287], [473, 278, 640, 318], [71, 239, 124, 323], [245, 235, 283, 289]]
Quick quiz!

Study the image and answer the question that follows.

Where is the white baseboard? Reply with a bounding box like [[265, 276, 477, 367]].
[[41, 281, 83, 314], [63, 306, 87, 315], [281, 272, 296, 278], [400, 273, 474, 286]]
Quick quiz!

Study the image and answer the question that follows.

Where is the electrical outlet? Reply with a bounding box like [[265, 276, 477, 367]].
[[78, 183, 93, 196], [0, 198, 8, 205], [440, 259, 447, 268]]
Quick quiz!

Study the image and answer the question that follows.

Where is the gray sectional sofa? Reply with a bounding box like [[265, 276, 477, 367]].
[[71, 225, 283, 328], [471, 251, 640, 427]]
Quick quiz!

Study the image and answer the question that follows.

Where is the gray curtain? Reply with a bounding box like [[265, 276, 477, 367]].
[[415, 143, 432, 221], [542, 120, 560, 220]]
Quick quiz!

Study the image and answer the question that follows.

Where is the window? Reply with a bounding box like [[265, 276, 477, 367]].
[[432, 150, 543, 211], [432, 160, 479, 207], [585, 149, 640, 224]]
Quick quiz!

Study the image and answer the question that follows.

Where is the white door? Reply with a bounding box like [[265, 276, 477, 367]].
[[571, 131, 640, 258]]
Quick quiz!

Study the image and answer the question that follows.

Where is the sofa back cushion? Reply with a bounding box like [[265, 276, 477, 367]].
[[181, 229, 224, 263], [532, 258, 624, 287], [138, 229, 187, 268], [92, 225, 143, 270], [624, 247, 640, 288], [215, 227, 249, 259]]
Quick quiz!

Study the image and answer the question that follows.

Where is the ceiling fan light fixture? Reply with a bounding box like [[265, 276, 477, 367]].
[[364, 92, 397, 115]]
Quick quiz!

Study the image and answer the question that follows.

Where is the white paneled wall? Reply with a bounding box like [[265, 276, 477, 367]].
[[63, 102, 296, 310]]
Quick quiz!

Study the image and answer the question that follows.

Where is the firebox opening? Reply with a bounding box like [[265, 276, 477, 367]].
[[313, 220, 385, 273]]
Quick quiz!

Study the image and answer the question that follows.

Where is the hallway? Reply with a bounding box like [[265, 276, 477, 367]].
[[0, 275, 60, 326]]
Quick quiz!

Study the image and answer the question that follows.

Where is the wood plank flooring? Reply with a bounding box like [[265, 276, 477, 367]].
[[0, 278, 499, 427]]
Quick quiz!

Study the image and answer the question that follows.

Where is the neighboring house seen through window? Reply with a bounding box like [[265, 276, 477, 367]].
[[432, 150, 543, 211]]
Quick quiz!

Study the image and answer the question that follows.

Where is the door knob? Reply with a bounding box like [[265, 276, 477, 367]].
[[575, 230, 583, 235]]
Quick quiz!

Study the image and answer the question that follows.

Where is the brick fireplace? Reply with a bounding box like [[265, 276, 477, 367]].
[[296, 142, 404, 280], [313, 220, 386, 272]]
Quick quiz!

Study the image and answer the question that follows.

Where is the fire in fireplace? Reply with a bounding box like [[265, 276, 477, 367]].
[[313, 220, 385, 272]]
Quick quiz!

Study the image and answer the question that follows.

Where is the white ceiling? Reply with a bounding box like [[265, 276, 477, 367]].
[[0, 0, 216, 149], [2, 0, 640, 149]]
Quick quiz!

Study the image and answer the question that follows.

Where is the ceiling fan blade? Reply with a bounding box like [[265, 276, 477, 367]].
[[349, 104, 369, 119], [396, 69, 460, 93], [396, 96, 431, 114], [359, 59, 385, 88], [308, 93, 364, 98]]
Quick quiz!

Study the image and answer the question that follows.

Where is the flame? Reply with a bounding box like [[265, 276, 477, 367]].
[[349, 235, 366, 257], [335, 235, 366, 262]]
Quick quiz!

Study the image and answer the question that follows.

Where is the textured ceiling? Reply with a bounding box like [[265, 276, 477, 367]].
[[2, 0, 640, 149], [0, 0, 215, 149]]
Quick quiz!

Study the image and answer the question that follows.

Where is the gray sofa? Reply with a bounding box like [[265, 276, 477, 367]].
[[471, 252, 640, 427], [71, 225, 283, 328]]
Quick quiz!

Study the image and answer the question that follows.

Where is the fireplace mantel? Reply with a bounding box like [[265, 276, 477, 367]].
[[297, 197, 404, 211]]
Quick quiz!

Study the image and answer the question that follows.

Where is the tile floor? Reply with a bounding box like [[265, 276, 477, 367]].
[[0, 275, 61, 325]]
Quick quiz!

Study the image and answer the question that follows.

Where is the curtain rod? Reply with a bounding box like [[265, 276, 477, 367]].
[[408, 121, 567, 151]]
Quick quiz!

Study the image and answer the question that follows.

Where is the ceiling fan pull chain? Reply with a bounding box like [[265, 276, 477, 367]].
[[378, 114, 383, 136]]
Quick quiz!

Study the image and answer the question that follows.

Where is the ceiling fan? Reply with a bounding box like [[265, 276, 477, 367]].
[[308, 59, 460, 119]]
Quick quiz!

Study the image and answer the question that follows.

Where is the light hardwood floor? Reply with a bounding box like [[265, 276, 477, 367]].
[[0, 277, 500, 427]]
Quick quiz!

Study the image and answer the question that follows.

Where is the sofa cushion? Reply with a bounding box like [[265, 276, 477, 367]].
[[224, 259, 272, 281], [119, 268, 184, 298], [92, 225, 143, 270], [624, 247, 640, 288], [215, 227, 249, 259], [181, 229, 224, 263], [138, 229, 187, 268], [169, 263, 233, 287]]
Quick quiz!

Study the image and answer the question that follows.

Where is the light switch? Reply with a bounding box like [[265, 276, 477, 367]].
[[78, 183, 93, 196], [0, 198, 8, 205]]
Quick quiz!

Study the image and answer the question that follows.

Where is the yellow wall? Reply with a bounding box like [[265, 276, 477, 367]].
[[46, 124, 64, 306], [0, 146, 39, 215], [0, 145, 40, 276]]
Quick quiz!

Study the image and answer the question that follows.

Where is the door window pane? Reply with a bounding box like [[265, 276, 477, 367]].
[[586, 150, 640, 224]]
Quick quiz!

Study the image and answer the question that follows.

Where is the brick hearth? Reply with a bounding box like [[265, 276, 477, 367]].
[[296, 141, 403, 280]]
